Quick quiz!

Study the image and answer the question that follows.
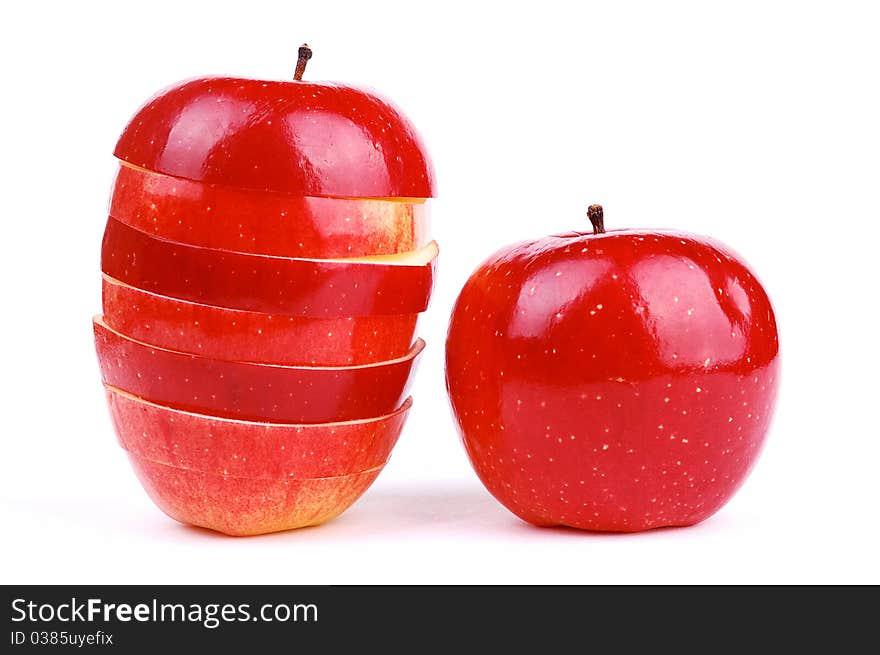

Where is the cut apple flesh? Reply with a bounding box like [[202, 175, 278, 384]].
[[102, 218, 438, 317], [110, 163, 432, 258], [102, 275, 418, 366], [94, 317, 424, 423], [127, 453, 383, 536], [107, 385, 411, 479]]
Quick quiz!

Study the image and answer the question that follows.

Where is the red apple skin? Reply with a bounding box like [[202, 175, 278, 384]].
[[102, 276, 418, 366], [102, 218, 437, 317], [94, 317, 424, 423], [114, 77, 435, 198], [127, 453, 384, 536], [107, 386, 411, 479], [110, 164, 431, 258], [445, 229, 779, 532]]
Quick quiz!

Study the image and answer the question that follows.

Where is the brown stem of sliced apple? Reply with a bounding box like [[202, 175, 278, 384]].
[[294, 44, 313, 80], [588, 204, 605, 235]]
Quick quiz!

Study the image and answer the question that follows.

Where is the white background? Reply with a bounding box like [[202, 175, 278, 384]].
[[1, 0, 878, 584]]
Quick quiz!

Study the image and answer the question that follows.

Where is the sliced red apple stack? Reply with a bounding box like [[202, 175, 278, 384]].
[[95, 49, 436, 535]]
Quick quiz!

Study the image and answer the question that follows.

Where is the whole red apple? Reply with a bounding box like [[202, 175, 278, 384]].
[[445, 205, 779, 532]]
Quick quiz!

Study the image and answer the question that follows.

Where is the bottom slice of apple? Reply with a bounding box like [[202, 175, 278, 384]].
[[128, 453, 384, 536], [102, 275, 418, 365], [107, 385, 410, 479]]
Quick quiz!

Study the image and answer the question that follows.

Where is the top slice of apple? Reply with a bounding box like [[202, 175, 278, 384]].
[[114, 76, 434, 198]]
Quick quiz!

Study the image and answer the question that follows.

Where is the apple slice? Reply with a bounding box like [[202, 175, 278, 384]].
[[94, 317, 424, 423], [127, 453, 383, 536], [110, 163, 431, 258], [102, 275, 418, 366], [113, 76, 435, 198], [102, 218, 438, 317], [106, 385, 411, 479]]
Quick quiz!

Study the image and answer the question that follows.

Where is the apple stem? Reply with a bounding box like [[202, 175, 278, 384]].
[[588, 204, 605, 235], [294, 44, 313, 81]]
